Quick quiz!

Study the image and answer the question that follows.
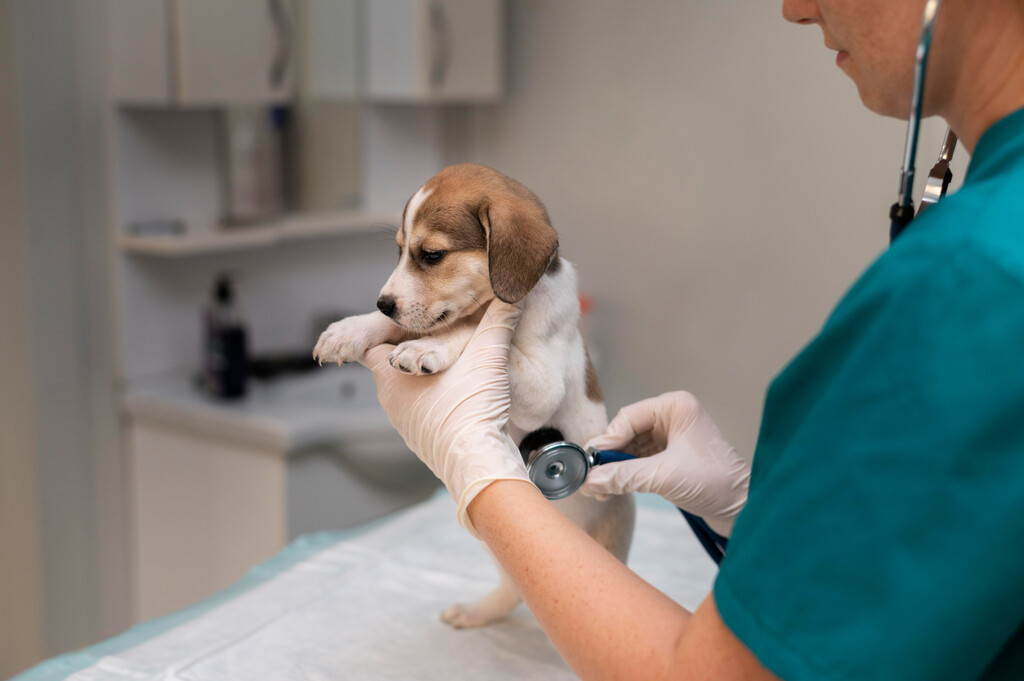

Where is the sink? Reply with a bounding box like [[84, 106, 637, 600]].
[[253, 363, 380, 409]]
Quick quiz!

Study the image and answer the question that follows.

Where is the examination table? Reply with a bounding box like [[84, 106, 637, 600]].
[[13, 493, 717, 681]]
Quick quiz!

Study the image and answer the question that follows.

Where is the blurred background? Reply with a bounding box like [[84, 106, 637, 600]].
[[0, 0, 964, 675]]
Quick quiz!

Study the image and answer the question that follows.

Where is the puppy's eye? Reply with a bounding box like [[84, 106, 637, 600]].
[[421, 250, 445, 265]]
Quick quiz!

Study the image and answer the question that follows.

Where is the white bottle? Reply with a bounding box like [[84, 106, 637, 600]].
[[223, 107, 283, 224]]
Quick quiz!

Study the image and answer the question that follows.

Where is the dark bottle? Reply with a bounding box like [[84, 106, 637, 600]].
[[203, 274, 249, 399]]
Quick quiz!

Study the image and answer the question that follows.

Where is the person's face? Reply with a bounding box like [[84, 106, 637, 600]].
[[782, 0, 927, 118]]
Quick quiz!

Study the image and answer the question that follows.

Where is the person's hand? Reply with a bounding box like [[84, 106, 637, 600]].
[[581, 391, 750, 537], [359, 299, 529, 537]]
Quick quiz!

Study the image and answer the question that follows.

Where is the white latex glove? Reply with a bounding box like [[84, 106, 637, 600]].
[[359, 299, 529, 537], [581, 391, 750, 537]]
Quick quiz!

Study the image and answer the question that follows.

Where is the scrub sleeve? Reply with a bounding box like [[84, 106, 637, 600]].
[[714, 107, 1024, 681]]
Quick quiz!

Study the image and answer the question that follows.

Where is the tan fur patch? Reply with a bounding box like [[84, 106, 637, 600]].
[[585, 352, 603, 403]]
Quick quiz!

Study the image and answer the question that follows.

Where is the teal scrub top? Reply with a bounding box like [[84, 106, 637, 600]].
[[715, 107, 1024, 681]]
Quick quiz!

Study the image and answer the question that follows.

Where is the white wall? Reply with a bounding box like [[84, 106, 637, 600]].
[[0, 1, 45, 674], [444, 0, 965, 455], [13, 0, 129, 657]]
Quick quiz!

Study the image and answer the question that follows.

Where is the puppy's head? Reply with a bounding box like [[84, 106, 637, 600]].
[[377, 163, 558, 332]]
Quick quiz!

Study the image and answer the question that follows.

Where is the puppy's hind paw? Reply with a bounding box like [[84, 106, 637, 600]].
[[440, 602, 508, 629]]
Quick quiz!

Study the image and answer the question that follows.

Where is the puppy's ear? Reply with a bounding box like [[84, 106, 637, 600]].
[[480, 201, 559, 303]]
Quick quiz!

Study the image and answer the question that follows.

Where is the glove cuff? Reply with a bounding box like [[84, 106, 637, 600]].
[[450, 432, 530, 538], [455, 470, 532, 539]]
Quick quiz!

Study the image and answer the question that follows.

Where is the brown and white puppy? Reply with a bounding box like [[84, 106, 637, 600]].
[[313, 163, 635, 628]]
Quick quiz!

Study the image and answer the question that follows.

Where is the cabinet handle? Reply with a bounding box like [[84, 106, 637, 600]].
[[268, 0, 292, 90], [429, 1, 453, 91]]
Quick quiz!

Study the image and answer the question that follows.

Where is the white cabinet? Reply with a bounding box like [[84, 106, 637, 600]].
[[174, 0, 295, 104], [108, 0, 295, 105], [120, 369, 436, 622], [125, 413, 287, 621], [300, 0, 361, 100], [109, 0, 502, 105], [365, 0, 502, 103]]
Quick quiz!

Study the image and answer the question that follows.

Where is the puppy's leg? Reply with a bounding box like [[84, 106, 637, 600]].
[[388, 321, 475, 376], [507, 343, 568, 433], [313, 312, 411, 365], [441, 559, 522, 628]]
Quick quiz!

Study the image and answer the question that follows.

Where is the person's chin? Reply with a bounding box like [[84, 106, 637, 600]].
[[853, 80, 908, 120]]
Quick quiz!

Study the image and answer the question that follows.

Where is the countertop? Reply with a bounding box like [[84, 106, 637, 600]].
[[122, 365, 400, 454]]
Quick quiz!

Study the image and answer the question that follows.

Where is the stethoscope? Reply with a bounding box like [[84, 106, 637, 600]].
[[890, 0, 958, 243], [525, 441, 729, 564]]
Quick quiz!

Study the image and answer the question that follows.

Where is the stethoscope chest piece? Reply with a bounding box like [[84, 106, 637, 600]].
[[523, 436, 730, 564], [527, 441, 593, 500]]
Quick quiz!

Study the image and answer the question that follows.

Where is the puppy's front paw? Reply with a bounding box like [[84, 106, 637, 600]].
[[313, 317, 378, 365], [388, 338, 452, 375]]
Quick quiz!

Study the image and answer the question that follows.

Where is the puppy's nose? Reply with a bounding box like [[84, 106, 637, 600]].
[[377, 295, 397, 319]]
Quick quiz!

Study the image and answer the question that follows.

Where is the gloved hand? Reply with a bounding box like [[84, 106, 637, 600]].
[[581, 391, 750, 537], [359, 299, 530, 537]]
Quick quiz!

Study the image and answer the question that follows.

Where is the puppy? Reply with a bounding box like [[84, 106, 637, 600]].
[[313, 163, 635, 628]]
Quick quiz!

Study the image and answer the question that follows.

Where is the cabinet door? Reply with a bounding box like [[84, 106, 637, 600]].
[[365, 0, 502, 103], [173, 0, 295, 104], [303, 0, 361, 99], [107, 0, 173, 103], [426, 0, 502, 102], [127, 417, 286, 621], [364, 0, 421, 100]]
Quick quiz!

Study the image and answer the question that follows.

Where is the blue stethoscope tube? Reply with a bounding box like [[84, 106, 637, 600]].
[[526, 441, 728, 565]]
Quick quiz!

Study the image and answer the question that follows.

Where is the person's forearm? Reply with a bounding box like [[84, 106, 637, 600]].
[[468, 480, 694, 681]]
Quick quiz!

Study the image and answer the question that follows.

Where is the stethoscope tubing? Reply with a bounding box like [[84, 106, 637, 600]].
[[891, 0, 946, 242], [596, 450, 728, 565]]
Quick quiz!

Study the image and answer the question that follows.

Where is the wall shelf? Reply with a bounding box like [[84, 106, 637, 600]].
[[119, 209, 401, 257]]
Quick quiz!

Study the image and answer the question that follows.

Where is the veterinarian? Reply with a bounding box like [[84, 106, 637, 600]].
[[360, 0, 1024, 678]]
